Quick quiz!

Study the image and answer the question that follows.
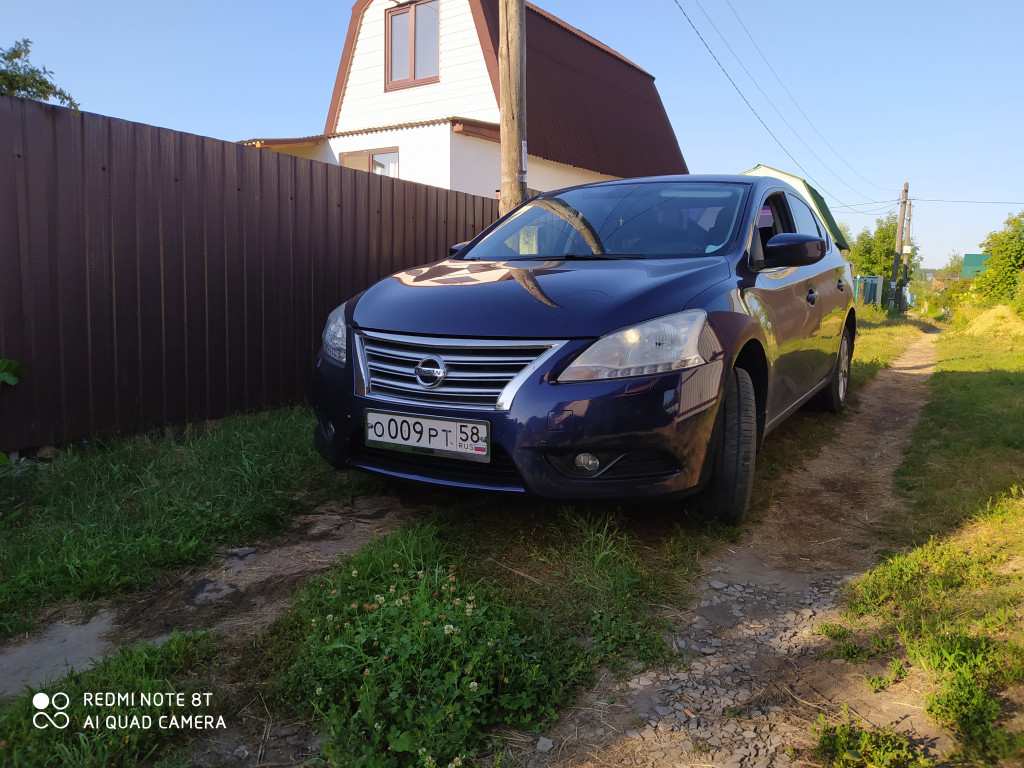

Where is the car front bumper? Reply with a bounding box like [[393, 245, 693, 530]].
[[311, 349, 726, 502]]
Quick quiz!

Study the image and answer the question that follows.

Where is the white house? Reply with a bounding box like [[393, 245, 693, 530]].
[[243, 0, 687, 197]]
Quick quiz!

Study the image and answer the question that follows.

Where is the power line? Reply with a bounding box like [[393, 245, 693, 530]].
[[689, 0, 872, 201], [722, 0, 890, 194], [911, 198, 1024, 205], [667, 0, 849, 209]]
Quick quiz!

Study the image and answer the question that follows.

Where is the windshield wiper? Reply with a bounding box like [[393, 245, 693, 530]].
[[508, 253, 644, 261]]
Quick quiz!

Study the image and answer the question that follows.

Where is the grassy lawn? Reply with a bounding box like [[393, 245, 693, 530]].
[[0, 408, 354, 637], [0, 306, 931, 767]]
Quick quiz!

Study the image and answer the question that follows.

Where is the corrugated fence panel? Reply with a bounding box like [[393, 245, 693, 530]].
[[0, 97, 499, 451]]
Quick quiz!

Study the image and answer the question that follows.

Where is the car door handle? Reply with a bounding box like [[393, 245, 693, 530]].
[[806, 288, 819, 306], [837, 279, 846, 292]]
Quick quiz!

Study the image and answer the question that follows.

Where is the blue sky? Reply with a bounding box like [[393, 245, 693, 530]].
[[7, 0, 1023, 268]]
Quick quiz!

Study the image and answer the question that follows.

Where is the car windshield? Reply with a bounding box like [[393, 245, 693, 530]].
[[462, 181, 748, 261]]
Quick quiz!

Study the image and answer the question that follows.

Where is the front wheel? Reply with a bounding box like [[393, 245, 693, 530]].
[[699, 366, 757, 526]]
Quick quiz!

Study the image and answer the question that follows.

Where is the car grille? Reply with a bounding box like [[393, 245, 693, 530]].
[[355, 331, 565, 411]]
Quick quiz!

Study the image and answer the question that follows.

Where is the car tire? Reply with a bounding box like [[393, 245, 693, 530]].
[[815, 326, 852, 413], [700, 366, 757, 526]]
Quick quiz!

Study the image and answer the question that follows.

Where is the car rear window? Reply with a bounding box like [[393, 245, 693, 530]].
[[463, 181, 748, 260]]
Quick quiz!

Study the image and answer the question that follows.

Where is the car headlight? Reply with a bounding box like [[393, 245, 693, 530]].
[[322, 303, 348, 363], [557, 310, 708, 381]]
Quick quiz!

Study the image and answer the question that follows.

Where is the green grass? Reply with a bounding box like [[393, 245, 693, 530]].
[[0, 407, 355, 637], [818, 306, 1024, 765], [0, 631, 218, 768], [267, 522, 590, 768], [889, 330, 1024, 541]]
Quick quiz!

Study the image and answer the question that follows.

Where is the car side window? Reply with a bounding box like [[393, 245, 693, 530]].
[[787, 194, 822, 238]]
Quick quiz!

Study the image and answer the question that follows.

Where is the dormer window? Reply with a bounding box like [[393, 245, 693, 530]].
[[386, 0, 440, 90]]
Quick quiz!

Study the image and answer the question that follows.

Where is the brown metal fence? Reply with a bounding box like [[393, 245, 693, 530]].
[[0, 97, 499, 452]]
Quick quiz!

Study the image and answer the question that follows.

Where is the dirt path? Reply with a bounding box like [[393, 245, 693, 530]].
[[1, 327, 942, 767], [505, 328, 944, 767]]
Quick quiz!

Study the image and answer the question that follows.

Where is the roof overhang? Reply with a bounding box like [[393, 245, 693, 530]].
[[240, 135, 327, 149]]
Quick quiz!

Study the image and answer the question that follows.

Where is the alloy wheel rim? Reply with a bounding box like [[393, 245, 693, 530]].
[[838, 336, 850, 403]]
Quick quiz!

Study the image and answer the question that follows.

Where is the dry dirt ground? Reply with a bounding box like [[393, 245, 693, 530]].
[[0, 327, 943, 767]]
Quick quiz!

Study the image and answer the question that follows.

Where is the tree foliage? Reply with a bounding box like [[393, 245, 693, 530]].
[[847, 213, 921, 305], [941, 251, 964, 275], [0, 39, 79, 111], [974, 211, 1024, 307]]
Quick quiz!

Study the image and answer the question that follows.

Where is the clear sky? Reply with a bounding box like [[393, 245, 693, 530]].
[[6, 0, 1024, 268]]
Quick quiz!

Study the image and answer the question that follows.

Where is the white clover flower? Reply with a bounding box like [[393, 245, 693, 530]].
[[395, 599, 403, 607], [375, 594, 386, 603], [444, 624, 455, 634], [375, 722, 383, 731], [389, 585, 396, 593], [315, 686, 323, 696], [326, 614, 333, 622], [351, 569, 358, 577], [417, 570, 425, 579], [469, 681, 478, 692]]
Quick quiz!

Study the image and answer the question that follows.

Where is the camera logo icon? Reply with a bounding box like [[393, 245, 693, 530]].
[[32, 692, 70, 729]]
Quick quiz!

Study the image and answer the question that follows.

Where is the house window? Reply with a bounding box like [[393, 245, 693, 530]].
[[386, 0, 439, 90], [340, 148, 400, 178]]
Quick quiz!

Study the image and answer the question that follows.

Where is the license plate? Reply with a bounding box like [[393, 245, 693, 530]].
[[364, 410, 490, 463]]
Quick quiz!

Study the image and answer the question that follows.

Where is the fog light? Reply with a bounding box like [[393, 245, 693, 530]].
[[574, 452, 601, 473]]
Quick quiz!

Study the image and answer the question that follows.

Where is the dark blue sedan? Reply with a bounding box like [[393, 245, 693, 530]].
[[311, 175, 855, 523]]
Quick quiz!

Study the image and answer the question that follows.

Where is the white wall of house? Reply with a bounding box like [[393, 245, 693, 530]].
[[450, 134, 618, 198], [335, 0, 499, 134], [266, 142, 337, 164], [326, 122, 453, 189]]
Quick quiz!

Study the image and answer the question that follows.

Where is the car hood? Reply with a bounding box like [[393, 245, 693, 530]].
[[352, 257, 732, 339]]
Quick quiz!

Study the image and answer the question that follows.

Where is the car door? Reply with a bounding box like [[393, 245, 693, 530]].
[[743, 190, 825, 426], [787, 192, 849, 385]]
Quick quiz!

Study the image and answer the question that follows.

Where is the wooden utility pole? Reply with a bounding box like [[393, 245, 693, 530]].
[[887, 182, 909, 309], [899, 199, 913, 311], [498, 0, 527, 215]]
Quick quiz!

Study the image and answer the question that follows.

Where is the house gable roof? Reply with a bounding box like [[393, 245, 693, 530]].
[[742, 164, 851, 252], [324, 0, 687, 179]]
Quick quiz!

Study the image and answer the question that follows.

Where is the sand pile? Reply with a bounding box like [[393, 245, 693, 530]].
[[963, 304, 1024, 338]]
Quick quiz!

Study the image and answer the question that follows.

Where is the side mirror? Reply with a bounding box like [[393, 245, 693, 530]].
[[763, 233, 825, 268], [449, 241, 469, 257]]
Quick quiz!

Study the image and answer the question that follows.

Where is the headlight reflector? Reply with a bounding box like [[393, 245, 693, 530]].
[[322, 303, 348, 363], [558, 310, 707, 381]]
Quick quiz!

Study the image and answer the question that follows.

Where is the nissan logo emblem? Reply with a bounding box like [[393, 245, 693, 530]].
[[414, 356, 447, 389]]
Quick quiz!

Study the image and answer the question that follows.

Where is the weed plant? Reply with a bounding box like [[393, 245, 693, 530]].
[[812, 705, 933, 768], [271, 522, 588, 768], [0, 631, 217, 768]]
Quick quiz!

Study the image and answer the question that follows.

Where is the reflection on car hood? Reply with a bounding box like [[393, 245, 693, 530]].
[[352, 257, 732, 338]]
